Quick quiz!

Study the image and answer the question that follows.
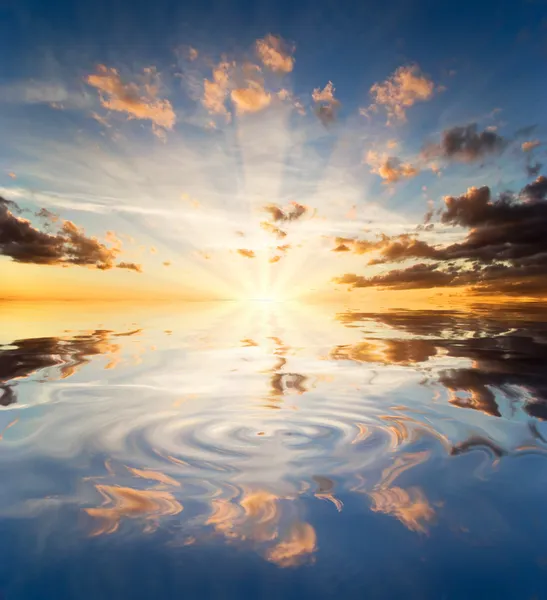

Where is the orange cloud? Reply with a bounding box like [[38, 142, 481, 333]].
[[522, 140, 541, 152], [256, 34, 295, 73], [368, 64, 435, 124], [237, 248, 256, 258], [369, 486, 435, 533], [231, 81, 271, 114], [266, 522, 316, 567], [202, 61, 232, 122], [85, 484, 182, 536], [206, 489, 316, 567], [261, 221, 287, 239], [366, 150, 419, 183], [86, 65, 176, 136]]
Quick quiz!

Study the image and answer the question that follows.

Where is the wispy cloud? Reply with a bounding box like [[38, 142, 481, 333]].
[[86, 65, 175, 137]]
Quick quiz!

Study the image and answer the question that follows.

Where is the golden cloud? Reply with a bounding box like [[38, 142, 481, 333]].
[[202, 61, 232, 122], [85, 484, 182, 536], [231, 81, 272, 114], [86, 65, 176, 136], [366, 150, 419, 183], [368, 64, 435, 124], [256, 34, 295, 73], [237, 248, 256, 258], [369, 486, 435, 533]]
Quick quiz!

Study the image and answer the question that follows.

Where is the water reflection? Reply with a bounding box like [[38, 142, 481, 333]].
[[1, 301, 547, 597]]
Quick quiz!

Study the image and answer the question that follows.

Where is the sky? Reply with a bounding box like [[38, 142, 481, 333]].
[[1, 0, 546, 301]]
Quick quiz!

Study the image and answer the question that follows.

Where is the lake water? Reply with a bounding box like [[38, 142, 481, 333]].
[[1, 300, 547, 599]]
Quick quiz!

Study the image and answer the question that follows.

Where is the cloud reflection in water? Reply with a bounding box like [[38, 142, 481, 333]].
[[1, 301, 547, 574]]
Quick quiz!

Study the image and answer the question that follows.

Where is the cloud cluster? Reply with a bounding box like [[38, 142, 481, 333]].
[[333, 175, 547, 295], [365, 151, 419, 183], [0, 196, 140, 272], [367, 65, 435, 124], [86, 65, 176, 137], [335, 309, 547, 422], [423, 123, 507, 163], [256, 34, 295, 73]]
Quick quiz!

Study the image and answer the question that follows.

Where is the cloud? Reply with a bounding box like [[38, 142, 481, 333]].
[[369, 486, 435, 533], [0, 329, 125, 405], [312, 81, 340, 126], [333, 175, 547, 295], [527, 162, 542, 178], [1, 195, 124, 269], [237, 248, 256, 258], [206, 489, 316, 567], [116, 261, 142, 272], [336, 309, 547, 421], [522, 140, 541, 152], [260, 222, 287, 239], [368, 65, 435, 124], [231, 81, 271, 114], [365, 151, 419, 183], [333, 263, 458, 290], [202, 61, 232, 122], [85, 484, 182, 536], [331, 236, 380, 255], [86, 65, 176, 136], [264, 202, 308, 223], [423, 123, 507, 163], [256, 34, 295, 73]]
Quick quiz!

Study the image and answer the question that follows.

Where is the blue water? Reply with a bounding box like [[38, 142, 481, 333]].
[[1, 301, 547, 599]]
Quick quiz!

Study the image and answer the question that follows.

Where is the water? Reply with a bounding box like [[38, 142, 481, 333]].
[[1, 300, 547, 599]]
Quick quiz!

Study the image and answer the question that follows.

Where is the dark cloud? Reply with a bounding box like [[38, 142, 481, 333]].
[[0, 330, 129, 405], [526, 162, 542, 178], [315, 104, 338, 127], [335, 309, 547, 422], [334, 263, 460, 290], [334, 176, 547, 296], [423, 123, 507, 163], [0, 196, 123, 270], [312, 81, 340, 127]]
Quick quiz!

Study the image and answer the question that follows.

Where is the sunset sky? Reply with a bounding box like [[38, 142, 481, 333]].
[[1, 0, 546, 302]]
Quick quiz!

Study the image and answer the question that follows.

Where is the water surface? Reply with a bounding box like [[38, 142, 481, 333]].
[[1, 301, 547, 599]]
